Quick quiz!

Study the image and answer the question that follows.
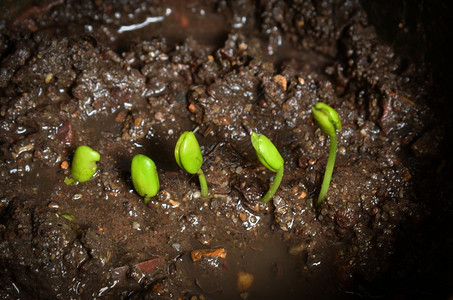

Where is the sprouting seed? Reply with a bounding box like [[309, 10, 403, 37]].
[[175, 131, 208, 198], [131, 154, 160, 204], [65, 145, 100, 185], [311, 102, 342, 206], [251, 132, 284, 203]]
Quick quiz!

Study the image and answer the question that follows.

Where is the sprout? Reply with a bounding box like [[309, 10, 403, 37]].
[[131, 154, 160, 204], [251, 132, 284, 203], [311, 102, 342, 206], [64, 145, 100, 185], [62, 214, 75, 221], [174, 131, 208, 197]]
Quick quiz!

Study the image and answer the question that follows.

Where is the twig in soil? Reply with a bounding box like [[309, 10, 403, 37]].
[[175, 131, 209, 197], [131, 154, 160, 204], [311, 102, 342, 206], [251, 132, 284, 203]]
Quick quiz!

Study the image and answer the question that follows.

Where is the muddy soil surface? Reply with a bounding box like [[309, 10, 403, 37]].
[[0, 0, 452, 299]]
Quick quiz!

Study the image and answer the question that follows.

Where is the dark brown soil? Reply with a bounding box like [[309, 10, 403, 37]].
[[0, 0, 452, 299]]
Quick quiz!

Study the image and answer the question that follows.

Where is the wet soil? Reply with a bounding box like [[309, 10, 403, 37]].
[[0, 0, 452, 299]]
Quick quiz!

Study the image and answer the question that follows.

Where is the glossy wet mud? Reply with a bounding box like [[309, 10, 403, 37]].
[[0, 0, 452, 299]]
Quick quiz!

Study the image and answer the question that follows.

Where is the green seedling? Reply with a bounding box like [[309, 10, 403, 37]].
[[312, 102, 342, 206], [131, 154, 160, 204], [251, 132, 284, 203], [62, 214, 75, 221], [64, 145, 100, 185], [175, 131, 208, 197]]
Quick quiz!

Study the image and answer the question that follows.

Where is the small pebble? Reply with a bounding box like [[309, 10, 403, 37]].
[[289, 243, 305, 256], [134, 117, 143, 126], [273, 74, 287, 91], [237, 271, 254, 292], [132, 222, 141, 230], [48, 201, 60, 209], [169, 200, 181, 207], [45, 73, 53, 83], [172, 243, 181, 251], [239, 212, 247, 222], [154, 111, 164, 121], [235, 166, 243, 174]]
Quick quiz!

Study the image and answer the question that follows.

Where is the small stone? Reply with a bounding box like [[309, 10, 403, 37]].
[[308, 158, 317, 165], [45, 73, 54, 83], [298, 191, 307, 199], [288, 243, 305, 256], [235, 166, 243, 174], [249, 215, 257, 224], [154, 112, 164, 121], [237, 271, 254, 292], [169, 200, 181, 207], [273, 74, 287, 91], [172, 243, 181, 251], [132, 222, 141, 230], [48, 201, 60, 209], [134, 117, 143, 127]]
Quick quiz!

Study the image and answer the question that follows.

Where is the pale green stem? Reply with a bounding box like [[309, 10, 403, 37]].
[[197, 169, 209, 198], [262, 167, 284, 203], [316, 134, 337, 206]]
